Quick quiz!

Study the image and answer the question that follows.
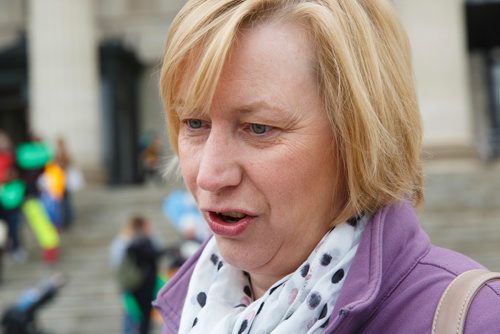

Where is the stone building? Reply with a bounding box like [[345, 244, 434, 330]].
[[0, 0, 498, 184]]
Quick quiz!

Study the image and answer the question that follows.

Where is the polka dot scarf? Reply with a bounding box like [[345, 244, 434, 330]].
[[179, 216, 368, 334]]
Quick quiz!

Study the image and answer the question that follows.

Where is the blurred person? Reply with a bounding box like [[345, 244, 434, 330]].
[[113, 216, 167, 334], [141, 133, 162, 185], [54, 137, 77, 229], [16, 135, 60, 264], [110, 221, 141, 334], [126, 216, 166, 334], [0, 130, 15, 184], [0, 131, 26, 262], [110, 220, 134, 272], [0, 167, 26, 262], [153, 0, 500, 333]]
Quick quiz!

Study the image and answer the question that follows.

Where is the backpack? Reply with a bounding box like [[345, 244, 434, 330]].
[[117, 255, 144, 291]]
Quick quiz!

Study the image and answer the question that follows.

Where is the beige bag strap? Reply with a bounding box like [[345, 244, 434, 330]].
[[432, 269, 500, 334]]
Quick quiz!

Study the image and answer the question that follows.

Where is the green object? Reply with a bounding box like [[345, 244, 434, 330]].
[[117, 255, 145, 291], [121, 275, 168, 323], [155, 274, 167, 296], [0, 180, 25, 210], [123, 293, 143, 321], [16, 142, 53, 169]]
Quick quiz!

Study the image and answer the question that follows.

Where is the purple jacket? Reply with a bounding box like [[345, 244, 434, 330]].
[[154, 202, 500, 333]]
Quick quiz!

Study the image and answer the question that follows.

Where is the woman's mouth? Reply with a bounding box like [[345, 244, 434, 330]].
[[207, 211, 254, 237]]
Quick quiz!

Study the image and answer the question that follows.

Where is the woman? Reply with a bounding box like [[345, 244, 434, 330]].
[[154, 0, 500, 333]]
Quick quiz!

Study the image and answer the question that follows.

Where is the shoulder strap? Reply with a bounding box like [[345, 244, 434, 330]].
[[432, 269, 500, 334]]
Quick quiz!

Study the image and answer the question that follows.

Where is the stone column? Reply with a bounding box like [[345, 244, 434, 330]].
[[28, 0, 103, 178], [393, 0, 473, 154]]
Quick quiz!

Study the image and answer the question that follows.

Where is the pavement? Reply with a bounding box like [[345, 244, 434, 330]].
[[0, 159, 499, 333]]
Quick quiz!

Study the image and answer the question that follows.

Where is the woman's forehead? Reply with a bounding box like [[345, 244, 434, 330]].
[[174, 21, 317, 113]]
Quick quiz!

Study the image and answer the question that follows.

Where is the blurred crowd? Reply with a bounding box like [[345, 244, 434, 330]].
[[0, 129, 84, 283], [0, 127, 210, 334]]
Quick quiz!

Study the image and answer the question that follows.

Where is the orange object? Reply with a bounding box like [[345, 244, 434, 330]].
[[44, 162, 66, 199]]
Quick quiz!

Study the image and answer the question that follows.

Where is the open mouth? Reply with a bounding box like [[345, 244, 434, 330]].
[[206, 210, 255, 236], [213, 211, 247, 224]]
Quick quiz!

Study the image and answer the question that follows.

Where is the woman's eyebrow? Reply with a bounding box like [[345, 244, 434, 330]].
[[235, 100, 302, 128], [174, 99, 289, 118], [173, 99, 205, 118], [235, 100, 285, 114], [175, 108, 205, 119]]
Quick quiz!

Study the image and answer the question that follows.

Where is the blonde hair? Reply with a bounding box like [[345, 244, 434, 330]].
[[160, 0, 423, 225]]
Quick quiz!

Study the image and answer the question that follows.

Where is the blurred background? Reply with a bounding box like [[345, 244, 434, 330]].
[[0, 0, 498, 333]]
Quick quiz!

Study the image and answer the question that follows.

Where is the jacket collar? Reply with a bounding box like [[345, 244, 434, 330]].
[[326, 201, 431, 332]]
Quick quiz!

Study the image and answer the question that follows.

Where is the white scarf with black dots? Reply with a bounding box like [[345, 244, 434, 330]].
[[178, 216, 368, 334]]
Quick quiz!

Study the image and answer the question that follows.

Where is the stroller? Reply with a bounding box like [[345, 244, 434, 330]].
[[1, 274, 66, 334]]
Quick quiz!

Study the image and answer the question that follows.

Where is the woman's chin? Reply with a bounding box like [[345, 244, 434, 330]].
[[215, 236, 272, 273]]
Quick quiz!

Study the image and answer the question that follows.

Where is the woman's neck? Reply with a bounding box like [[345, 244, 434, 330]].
[[249, 273, 282, 299]]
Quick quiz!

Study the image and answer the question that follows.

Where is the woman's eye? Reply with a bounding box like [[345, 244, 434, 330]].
[[185, 119, 204, 129], [250, 123, 272, 135]]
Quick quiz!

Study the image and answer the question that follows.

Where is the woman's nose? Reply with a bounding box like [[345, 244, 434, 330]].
[[196, 130, 242, 193]]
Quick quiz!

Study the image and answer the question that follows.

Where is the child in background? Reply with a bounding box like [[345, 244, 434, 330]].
[[125, 216, 167, 334], [110, 222, 140, 334], [111, 216, 167, 334]]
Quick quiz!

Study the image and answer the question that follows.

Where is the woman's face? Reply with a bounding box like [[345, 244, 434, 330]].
[[178, 21, 340, 285]]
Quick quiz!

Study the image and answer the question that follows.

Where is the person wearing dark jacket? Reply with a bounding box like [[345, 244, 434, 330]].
[[126, 216, 165, 334]]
